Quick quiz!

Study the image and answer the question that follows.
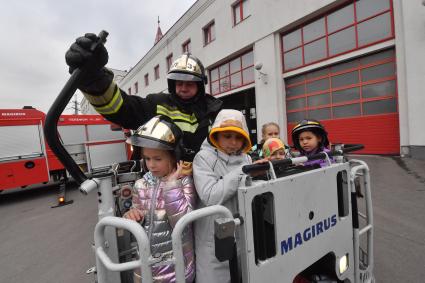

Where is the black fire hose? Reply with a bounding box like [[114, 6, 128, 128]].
[[44, 31, 109, 185], [242, 144, 364, 175]]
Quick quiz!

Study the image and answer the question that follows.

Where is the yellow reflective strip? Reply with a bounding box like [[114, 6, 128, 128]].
[[83, 82, 116, 106], [95, 98, 123, 115], [157, 105, 195, 120], [157, 108, 198, 132], [157, 105, 187, 115], [157, 109, 197, 125], [174, 121, 198, 133], [94, 89, 123, 114], [156, 108, 168, 116], [157, 108, 192, 120], [156, 105, 184, 117], [95, 88, 121, 110], [156, 105, 197, 124]]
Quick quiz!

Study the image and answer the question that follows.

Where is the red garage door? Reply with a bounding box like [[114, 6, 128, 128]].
[[285, 49, 399, 154], [281, 0, 398, 154]]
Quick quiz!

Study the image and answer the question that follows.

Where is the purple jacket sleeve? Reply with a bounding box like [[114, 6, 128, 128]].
[[303, 148, 334, 167], [161, 175, 197, 228]]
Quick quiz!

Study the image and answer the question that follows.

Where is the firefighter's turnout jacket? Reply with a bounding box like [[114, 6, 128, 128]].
[[83, 82, 222, 162]]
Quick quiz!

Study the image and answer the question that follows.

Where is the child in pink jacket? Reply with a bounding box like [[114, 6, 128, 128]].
[[124, 116, 196, 283]]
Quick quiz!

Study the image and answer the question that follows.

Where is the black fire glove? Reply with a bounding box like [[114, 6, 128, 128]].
[[65, 33, 113, 95]]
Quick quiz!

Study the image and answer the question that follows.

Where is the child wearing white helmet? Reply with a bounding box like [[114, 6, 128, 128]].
[[124, 116, 196, 283]]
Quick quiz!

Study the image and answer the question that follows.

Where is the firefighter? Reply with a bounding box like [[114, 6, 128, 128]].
[[65, 33, 222, 171]]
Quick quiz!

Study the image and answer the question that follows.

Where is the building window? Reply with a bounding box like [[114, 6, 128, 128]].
[[281, 0, 394, 72], [144, 73, 149, 86], [182, 39, 191, 53], [203, 21, 215, 46], [154, 65, 160, 80], [285, 49, 397, 123], [209, 50, 254, 96], [128, 87, 132, 95], [166, 53, 173, 72], [233, 0, 250, 26], [134, 82, 138, 94]]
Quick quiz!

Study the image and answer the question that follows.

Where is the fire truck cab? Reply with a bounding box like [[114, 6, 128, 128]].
[[0, 108, 129, 200], [0, 108, 51, 190]]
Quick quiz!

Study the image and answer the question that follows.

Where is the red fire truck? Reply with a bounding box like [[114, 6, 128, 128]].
[[0, 107, 130, 205]]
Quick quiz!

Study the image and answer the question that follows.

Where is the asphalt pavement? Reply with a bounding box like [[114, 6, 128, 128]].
[[0, 155, 424, 283], [358, 155, 425, 283], [0, 183, 98, 283]]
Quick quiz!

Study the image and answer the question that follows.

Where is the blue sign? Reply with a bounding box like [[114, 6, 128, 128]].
[[281, 214, 337, 255]]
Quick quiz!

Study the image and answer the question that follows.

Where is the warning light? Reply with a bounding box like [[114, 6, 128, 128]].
[[339, 254, 349, 274], [51, 195, 73, 208], [121, 187, 132, 198]]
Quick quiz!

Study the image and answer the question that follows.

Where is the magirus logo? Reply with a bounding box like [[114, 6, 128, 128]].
[[281, 214, 337, 255]]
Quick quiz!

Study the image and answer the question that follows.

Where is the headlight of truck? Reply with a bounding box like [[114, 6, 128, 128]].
[[339, 254, 349, 274]]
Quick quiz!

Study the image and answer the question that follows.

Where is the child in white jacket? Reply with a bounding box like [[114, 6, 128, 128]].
[[192, 109, 252, 283]]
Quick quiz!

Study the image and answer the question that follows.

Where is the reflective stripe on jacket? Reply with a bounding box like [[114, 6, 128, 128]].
[[83, 82, 222, 162]]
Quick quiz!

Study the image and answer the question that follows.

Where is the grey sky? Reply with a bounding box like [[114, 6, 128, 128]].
[[0, 0, 196, 113]]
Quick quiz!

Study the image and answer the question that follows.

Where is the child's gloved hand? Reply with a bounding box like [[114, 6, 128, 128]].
[[124, 208, 144, 222]]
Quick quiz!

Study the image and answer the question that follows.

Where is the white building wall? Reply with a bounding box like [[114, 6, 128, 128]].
[[394, 0, 425, 158], [117, 0, 425, 158], [119, 0, 338, 97], [253, 34, 286, 139]]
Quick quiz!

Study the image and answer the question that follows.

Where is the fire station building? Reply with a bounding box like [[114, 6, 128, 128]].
[[115, 0, 425, 159]]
